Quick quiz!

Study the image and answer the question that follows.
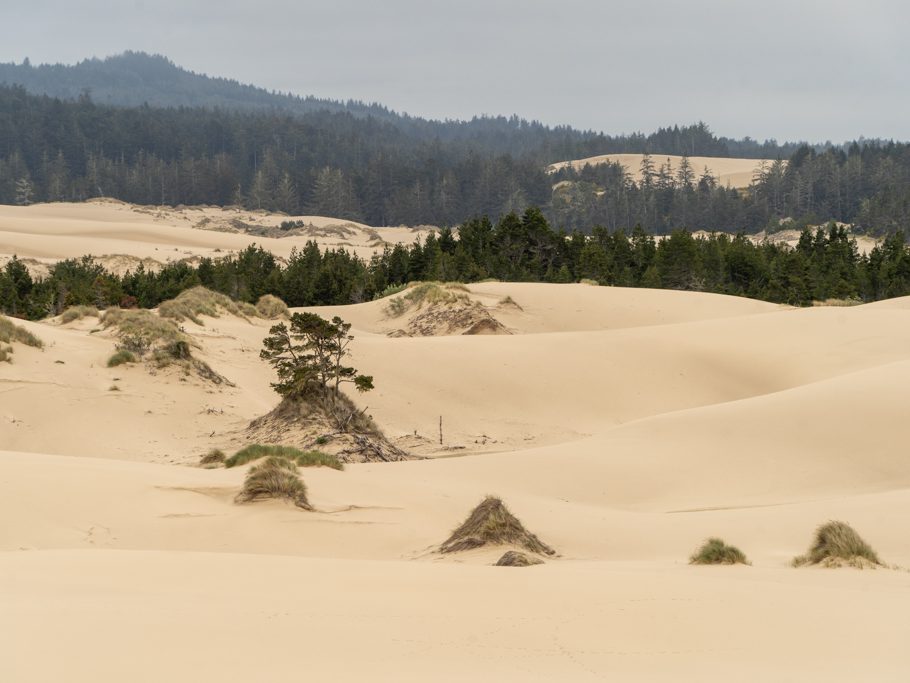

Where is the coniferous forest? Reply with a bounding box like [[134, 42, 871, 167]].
[[4, 209, 910, 321], [0, 54, 908, 234]]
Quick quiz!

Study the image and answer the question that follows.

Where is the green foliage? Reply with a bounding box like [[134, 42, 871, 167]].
[[158, 286, 259, 324], [234, 456, 311, 509], [261, 312, 373, 400], [689, 538, 749, 565], [107, 350, 137, 367], [224, 444, 344, 470], [0, 315, 43, 348], [792, 521, 881, 567]]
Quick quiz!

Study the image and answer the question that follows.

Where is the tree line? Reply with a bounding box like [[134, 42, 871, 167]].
[[4, 209, 910, 320]]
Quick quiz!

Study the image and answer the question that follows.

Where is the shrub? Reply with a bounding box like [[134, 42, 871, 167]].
[[102, 308, 185, 354], [579, 278, 599, 286], [440, 496, 555, 555], [61, 305, 100, 323], [384, 282, 471, 318], [373, 283, 408, 301], [107, 350, 137, 367], [234, 456, 311, 509], [200, 448, 226, 465], [255, 294, 289, 319], [0, 315, 44, 348], [792, 521, 882, 567], [224, 444, 344, 470], [108, 384, 120, 391], [689, 538, 749, 565]]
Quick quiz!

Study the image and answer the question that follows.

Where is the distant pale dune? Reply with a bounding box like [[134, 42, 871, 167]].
[[548, 153, 777, 188]]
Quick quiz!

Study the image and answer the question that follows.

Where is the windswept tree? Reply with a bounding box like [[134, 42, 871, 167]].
[[260, 312, 374, 400]]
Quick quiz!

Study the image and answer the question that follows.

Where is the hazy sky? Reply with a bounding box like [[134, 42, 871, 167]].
[[2, 0, 907, 142]]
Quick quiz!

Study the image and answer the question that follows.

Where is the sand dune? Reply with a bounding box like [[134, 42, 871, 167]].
[[547, 153, 773, 188], [3, 234, 910, 679]]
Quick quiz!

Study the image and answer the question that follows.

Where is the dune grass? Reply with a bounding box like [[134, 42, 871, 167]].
[[107, 350, 137, 367], [0, 344, 12, 362], [234, 456, 311, 509], [494, 550, 544, 567], [792, 521, 882, 567], [199, 448, 226, 465], [689, 538, 750, 565], [255, 294, 289, 319], [158, 286, 261, 325], [385, 282, 472, 317], [0, 315, 44, 349], [224, 444, 344, 470], [102, 307, 186, 354], [440, 496, 555, 555], [60, 305, 100, 323]]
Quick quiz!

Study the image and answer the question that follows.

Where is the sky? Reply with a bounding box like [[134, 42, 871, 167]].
[[2, 0, 908, 143]]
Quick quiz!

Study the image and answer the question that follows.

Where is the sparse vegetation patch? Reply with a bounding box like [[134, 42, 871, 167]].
[[234, 456, 311, 509], [199, 448, 226, 465], [60, 305, 100, 323], [255, 294, 289, 319], [689, 538, 749, 565], [159, 286, 261, 324], [440, 496, 555, 556], [792, 520, 882, 568], [107, 350, 137, 367], [0, 315, 43, 349], [494, 551, 544, 567], [224, 444, 343, 470]]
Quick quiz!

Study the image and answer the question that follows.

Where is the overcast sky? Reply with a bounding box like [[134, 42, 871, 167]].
[[2, 0, 907, 142]]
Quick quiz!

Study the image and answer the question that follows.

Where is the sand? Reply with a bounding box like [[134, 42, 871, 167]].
[[2, 206, 910, 681], [548, 153, 775, 188]]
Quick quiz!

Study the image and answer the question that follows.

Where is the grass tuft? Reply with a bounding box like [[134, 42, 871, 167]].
[[384, 282, 471, 318], [689, 538, 749, 565], [440, 496, 555, 555], [792, 520, 882, 567], [107, 350, 137, 367], [60, 305, 100, 323], [158, 286, 261, 325], [234, 456, 311, 509], [494, 550, 544, 567], [200, 448, 226, 465], [102, 307, 186, 355], [0, 344, 12, 362], [0, 315, 44, 349], [255, 294, 289, 319], [224, 444, 344, 470]]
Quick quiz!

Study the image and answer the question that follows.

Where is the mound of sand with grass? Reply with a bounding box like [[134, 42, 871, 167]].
[[382, 282, 510, 337], [439, 496, 555, 556]]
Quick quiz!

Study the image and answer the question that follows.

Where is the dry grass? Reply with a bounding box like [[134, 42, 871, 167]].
[[440, 496, 555, 555], [579, 278, 599, 286], [102, 307, 186, 354], [689, 538, 750, 565], [224, 444, 343, 470], [199, 448, 226, 465], [385, 282, 472, 318], [0, 344, 12, 362], [158, 286, 261, 325], [107, 350, 137, 367], [60, 305, 100, 323], [234, 456, 311, 509], [0, 315, 44, 349], [792, 520, 882, 567], [494, 551, 544, 567], [255, 294, 289, 319]]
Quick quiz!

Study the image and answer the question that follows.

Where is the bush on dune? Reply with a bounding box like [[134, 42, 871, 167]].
[[689, 538, 750, 565], [224, 444, 344, 470], [199, 448, 226, 465], [107, 349, 137, 367], [792, 521, 882, 568], [234, 456, 311, 509], [384, 282, 471, 318], [102, 307, 185, 353]]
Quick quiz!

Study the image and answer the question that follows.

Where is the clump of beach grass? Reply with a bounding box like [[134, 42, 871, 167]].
[[158, 286, 261, 325], [0, 315, 43, 349], [385, 281, 472, 318], [440, 496, 555, 555], [199, 448, 226, 466], [234, 456, 311, 509], [60, 305, 100, 324], [102, 307, 186, 354], [792, 520, 882, 568], [255, 294, 289, 319], [224, 444, 344, 470], [689, 538, 750, 565], [107, 350, 137, 367], [494, 550, 544, 567]]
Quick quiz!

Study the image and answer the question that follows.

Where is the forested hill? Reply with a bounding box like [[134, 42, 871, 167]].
[[0, 52, 798, 160]]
